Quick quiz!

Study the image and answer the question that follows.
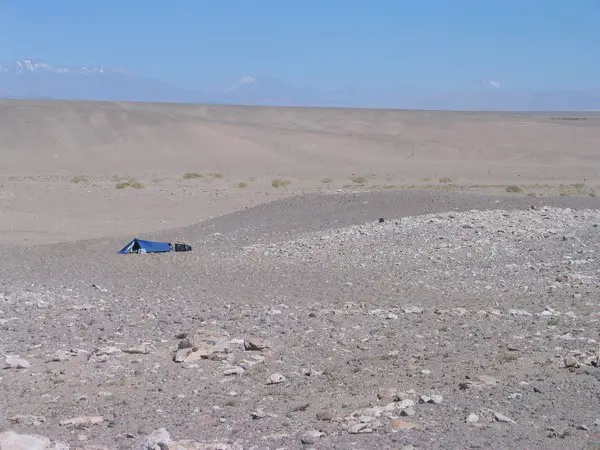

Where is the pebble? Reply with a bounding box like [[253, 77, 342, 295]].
[[8, 414, 46, 426], [59, 416, 104, 427], [390, 419, 419, 430], [564, 355, 580, 368], [316, 409, 335, 421], [123, 344, 150, 355], [223, 366, 245, 376], [244, 338, 270, 351], [403, 305, 424, 314], [267, 373, 286, 385], [4, 355, 30, 369], [300, 430, 324, 445], [0, 431, 66, 450], [251, 409, 266, 420], [466, 413, 479, 423]]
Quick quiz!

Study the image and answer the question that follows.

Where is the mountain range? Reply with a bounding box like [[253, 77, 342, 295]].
[[1, 59, 599, 111]]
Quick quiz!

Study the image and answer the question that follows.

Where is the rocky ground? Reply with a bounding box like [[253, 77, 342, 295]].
[[1, 191, 600, 449]]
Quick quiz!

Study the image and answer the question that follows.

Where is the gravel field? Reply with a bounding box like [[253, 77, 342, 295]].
[[1, 190, 600, 450]]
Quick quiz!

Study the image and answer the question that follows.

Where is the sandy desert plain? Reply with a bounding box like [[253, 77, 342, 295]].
[[1, 99, 600, 450]]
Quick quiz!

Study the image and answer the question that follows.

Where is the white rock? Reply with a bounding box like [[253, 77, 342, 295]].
[[140, 428, 171, 449], [403, 305, 424, 314], [267, 373, 286, 385], [348, 423, 373, 434], [397, 399, 415, 410], [8, 415, 46, 426], [4, 355, 30, 369], [493, 411, 517, 424], [59, 416, 104, 427], [0, 431, 51, 450], [466, 413, 479, 423], [123, 344, 150, 355], [223, 366, 245, 376]]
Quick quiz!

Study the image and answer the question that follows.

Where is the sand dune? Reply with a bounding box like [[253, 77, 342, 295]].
[[2, 99, 600, 178], [1, 99, 599, 245]]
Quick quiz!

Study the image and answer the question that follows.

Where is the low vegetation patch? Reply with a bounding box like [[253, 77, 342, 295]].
[[237, 181, 248, 188], [558, 182, 596, 197], [182, 172, 203, 180], [70, 175, 89, 184], [272, 179, 291, 188], [505, 185, 523, 193], [439, 176, 453, 184], [351, 176, 368, 184], [116, 178, 144, 190], [321, 177, 333, 184], [211, 172, 225, 179]]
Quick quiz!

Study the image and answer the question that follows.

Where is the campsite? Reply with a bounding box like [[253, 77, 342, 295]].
[[0, 101, 599, 449], [1, 5, 600, 447]]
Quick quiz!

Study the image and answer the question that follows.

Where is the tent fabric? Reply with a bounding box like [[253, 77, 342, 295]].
[[117, 238, 172, 254]]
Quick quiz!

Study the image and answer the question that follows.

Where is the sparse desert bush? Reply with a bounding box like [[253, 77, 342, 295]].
[[558, 182, 595, 197], [212, 172, 225, 179], [70, 175, 88, 184], [182, 172, 203, 180], [321, 177, 333, 184], [351, 176, 367, 184], [116, 179, 144, 190], [272, 179, 291, 188], [527, 192, 536, 197], [237, 181, 248, 188], [505, 185, 523, 193], [439, 176, 452, 184], [498, 352, 519, 363]]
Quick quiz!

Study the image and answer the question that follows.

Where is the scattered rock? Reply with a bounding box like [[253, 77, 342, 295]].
[[59, 416, 104, 428], [243, 338, 270, 351], [4, 355, 30, 369], [173, 328, 230, 363], [123, 344, 151, 355], [403, 305, 424, 314], [564, 355, 580, 368], [466, 413, 480, 423], [419, 394, 442, 404], [348, 422, 373, 434], [480, 409, 517, 424], [267, 373, 286, 385], [250, 410, 266, 420], [316, 409, 335, 421], [0, 431, 52, 450], [139, 428, 171, 449], [223, 366, 245, 376], [8, 415, 46, 426], [300, 430, 324, 445], [390, 419, 419, 430]]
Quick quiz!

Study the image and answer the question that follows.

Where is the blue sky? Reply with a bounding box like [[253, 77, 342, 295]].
[[1, 0, 599, 91]]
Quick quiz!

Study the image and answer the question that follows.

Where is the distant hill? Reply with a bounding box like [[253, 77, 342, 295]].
[[1, 59, 599, 111]]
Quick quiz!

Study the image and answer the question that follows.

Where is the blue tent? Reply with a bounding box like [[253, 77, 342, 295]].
[[117, 238, 172, 254]]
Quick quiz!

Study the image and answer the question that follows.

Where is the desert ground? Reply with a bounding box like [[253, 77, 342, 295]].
[[0, 99, 600, 449]]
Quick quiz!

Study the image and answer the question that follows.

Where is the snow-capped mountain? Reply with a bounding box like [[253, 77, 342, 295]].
[[0, 59, 598, 110], [0, 59, 127, 76], [0, 58, 201, 102]]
